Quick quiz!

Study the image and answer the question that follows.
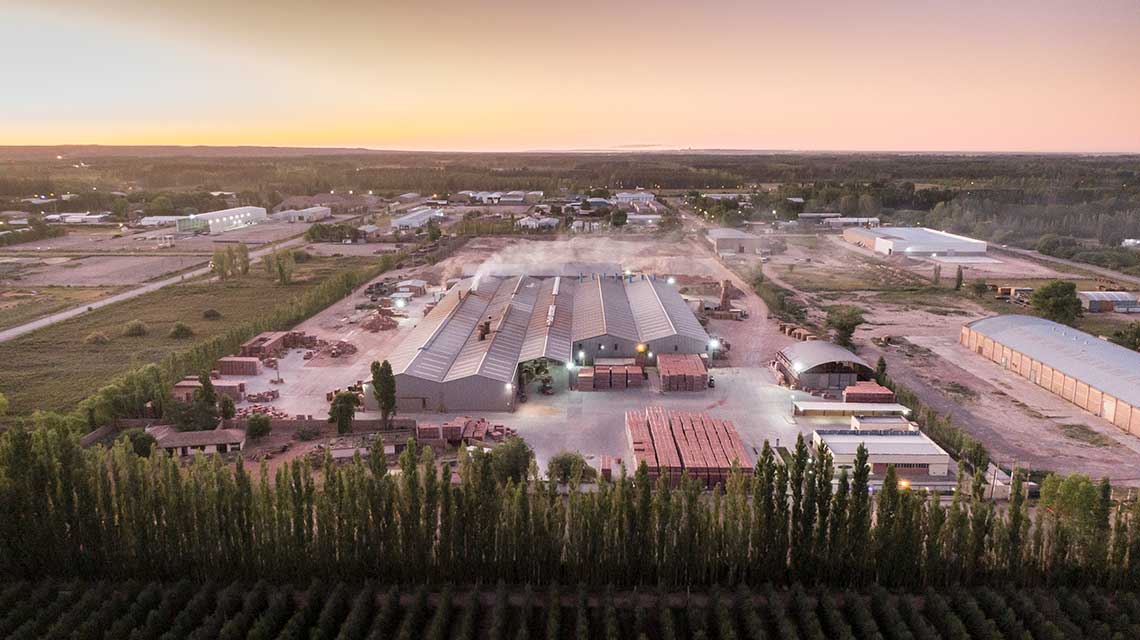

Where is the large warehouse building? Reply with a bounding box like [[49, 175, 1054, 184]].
[[961, 315, 1140, 435], [843, 227, 987, 256], [385, 273, 711, 412], [706, 228, 766, 255], [176, 206, 267, 234], [775, 341, 874, 390]]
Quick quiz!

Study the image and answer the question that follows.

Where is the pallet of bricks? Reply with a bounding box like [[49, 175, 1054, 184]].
[[842, 380, 896, 403], [577, 365, 642, 391], [216, 356, 262, 376], [624, 406, 751, 489], [657, 353, 707, 391]]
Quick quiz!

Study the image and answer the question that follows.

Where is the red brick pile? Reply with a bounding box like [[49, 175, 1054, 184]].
[[216, 356, 263, 376], [842, 380, 895, 403], [577, 365, 644, 391], [625, 406, 751, 488], [657, 354, 708, 392]]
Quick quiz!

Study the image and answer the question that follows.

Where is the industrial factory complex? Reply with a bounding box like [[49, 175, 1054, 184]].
[[384, 273, 711, 412]]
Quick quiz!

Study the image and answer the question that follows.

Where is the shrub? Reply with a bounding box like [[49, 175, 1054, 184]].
[[292, 249, 312, 263], [123, 320, 148, 337], [296, 426, 320, 441], [247, 414, 272, 439], [84, 332, 110, 345], [202, 308, 222, 320], [168, 322, 194, 339]]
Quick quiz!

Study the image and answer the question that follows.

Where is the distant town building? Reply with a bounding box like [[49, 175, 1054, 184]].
[[391, 206, 445, 230], [176, 206, 267, 235], [272, 206, 332, 223], [843, 227, 987, 256], [615, 191, 655, 204]]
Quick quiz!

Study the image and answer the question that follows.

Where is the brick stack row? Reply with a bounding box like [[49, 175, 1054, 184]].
[[577, 366, 644, 391], [623, 406, 752, 489], [842, 380, 896, 403], [657, 354, 708, 391], [216, 356, 263, 376]]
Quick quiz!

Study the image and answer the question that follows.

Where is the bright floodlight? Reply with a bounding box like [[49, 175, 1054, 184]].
[[505, 383, 513, 392], [394, 298, 407, 308], [709, 339, 721, 350], [666, 276, 676, 285], [578, 350, 585, 359]]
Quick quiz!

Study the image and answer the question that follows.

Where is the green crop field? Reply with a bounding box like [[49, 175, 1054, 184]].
[[0, 580, 1136, 640], [0, 254, 383, 416]]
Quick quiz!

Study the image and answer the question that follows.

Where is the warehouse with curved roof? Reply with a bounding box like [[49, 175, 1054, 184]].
[[774, 341, 873, 390], [961, 315, 1140, 436]]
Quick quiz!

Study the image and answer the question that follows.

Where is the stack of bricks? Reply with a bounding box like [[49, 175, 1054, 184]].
[[216, 356, 263, 376], [657, 354, 708, 392], [624, 406, 751, 489], [842, 380, 896, 403], [577, 365, 645, 391]]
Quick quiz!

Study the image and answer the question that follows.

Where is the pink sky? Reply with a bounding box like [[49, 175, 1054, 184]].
[[3, 0, 1139, 152]]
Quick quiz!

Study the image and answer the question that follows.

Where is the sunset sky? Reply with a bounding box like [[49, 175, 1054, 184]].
[[3, 0, 1139, 152]]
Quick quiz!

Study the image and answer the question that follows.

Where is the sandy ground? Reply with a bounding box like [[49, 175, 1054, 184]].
[[11, 254, 205, 285], [870, 335, 1140, 484]]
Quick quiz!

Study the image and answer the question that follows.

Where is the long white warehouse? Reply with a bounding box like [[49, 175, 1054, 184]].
[[844, 227, 986, 256]]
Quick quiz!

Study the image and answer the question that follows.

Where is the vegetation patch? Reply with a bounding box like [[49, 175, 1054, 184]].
[[1058, 423, 1116, 447]]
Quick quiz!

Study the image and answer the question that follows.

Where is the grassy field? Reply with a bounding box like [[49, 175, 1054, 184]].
[[0, 255, 382, 416], [0, 286, 122, 330]]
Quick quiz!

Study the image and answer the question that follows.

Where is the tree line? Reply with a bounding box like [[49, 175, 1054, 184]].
[[2, 422, 1138, 591]]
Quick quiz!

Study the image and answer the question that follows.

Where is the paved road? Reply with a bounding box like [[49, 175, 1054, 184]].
[[995, 246, 1140, 286], [0, 237, 307, 343]]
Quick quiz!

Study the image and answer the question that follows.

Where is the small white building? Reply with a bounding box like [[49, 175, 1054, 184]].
[[273, 206, 332, 223], [706, 228, 765, 255], [845, 227, 987, 256], [626, 214, 663, 226], [176, 206, 267, 235], [151, 426, 247, 457], [814, 429, 950, 476], [516, 216, 559, 230], [501, 191, 527, 204], [138, 215, 187, 227], [392, 206, 445, 230], [60, 213, 111, 224], [615, 191, 655, 204]]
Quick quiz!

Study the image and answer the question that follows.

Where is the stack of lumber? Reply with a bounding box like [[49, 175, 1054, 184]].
[[657, 354, 708, 392], [624, 406, 751, 488], [842, 380, 896, 403]]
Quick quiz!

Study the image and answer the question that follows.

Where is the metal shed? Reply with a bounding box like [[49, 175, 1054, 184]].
[[775, 342, 873, 390], [1078, 291, 1138, 313], [960, 315, 1140, 436]]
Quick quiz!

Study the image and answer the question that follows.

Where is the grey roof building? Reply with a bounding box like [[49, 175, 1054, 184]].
[[387, 273, 710, 412], [775, 342, 873, 391], [961, 314, 1140, 435]]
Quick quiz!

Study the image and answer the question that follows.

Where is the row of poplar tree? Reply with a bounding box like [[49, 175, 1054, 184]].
[[1, 423, 1139, 589]]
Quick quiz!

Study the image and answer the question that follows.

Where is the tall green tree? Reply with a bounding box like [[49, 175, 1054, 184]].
[[328, 391, 359, 434], [1030, 280, 1082, 325], [371, 360, 397, 427]]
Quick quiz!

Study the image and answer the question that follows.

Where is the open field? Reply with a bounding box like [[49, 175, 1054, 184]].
[[0, 217, 348, 255], [0, 286, 122, 330], [5, 254, 205, 285], [0, 580, 1136, 640], [0, 254, 388, 416]]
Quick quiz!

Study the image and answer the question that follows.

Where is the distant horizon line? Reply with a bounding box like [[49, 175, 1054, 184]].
[[1, 143, 1138, 157]]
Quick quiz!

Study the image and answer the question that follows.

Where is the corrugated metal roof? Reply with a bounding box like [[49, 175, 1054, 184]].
[[1078, 291, 1137, 302], [627, 278, 709, 344], [395, 273, 710, 385], [967, 314, 1140, 407], [519, 277, 576, 363], [779, 341, 872, 373], [572, 276, 640, 343]]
